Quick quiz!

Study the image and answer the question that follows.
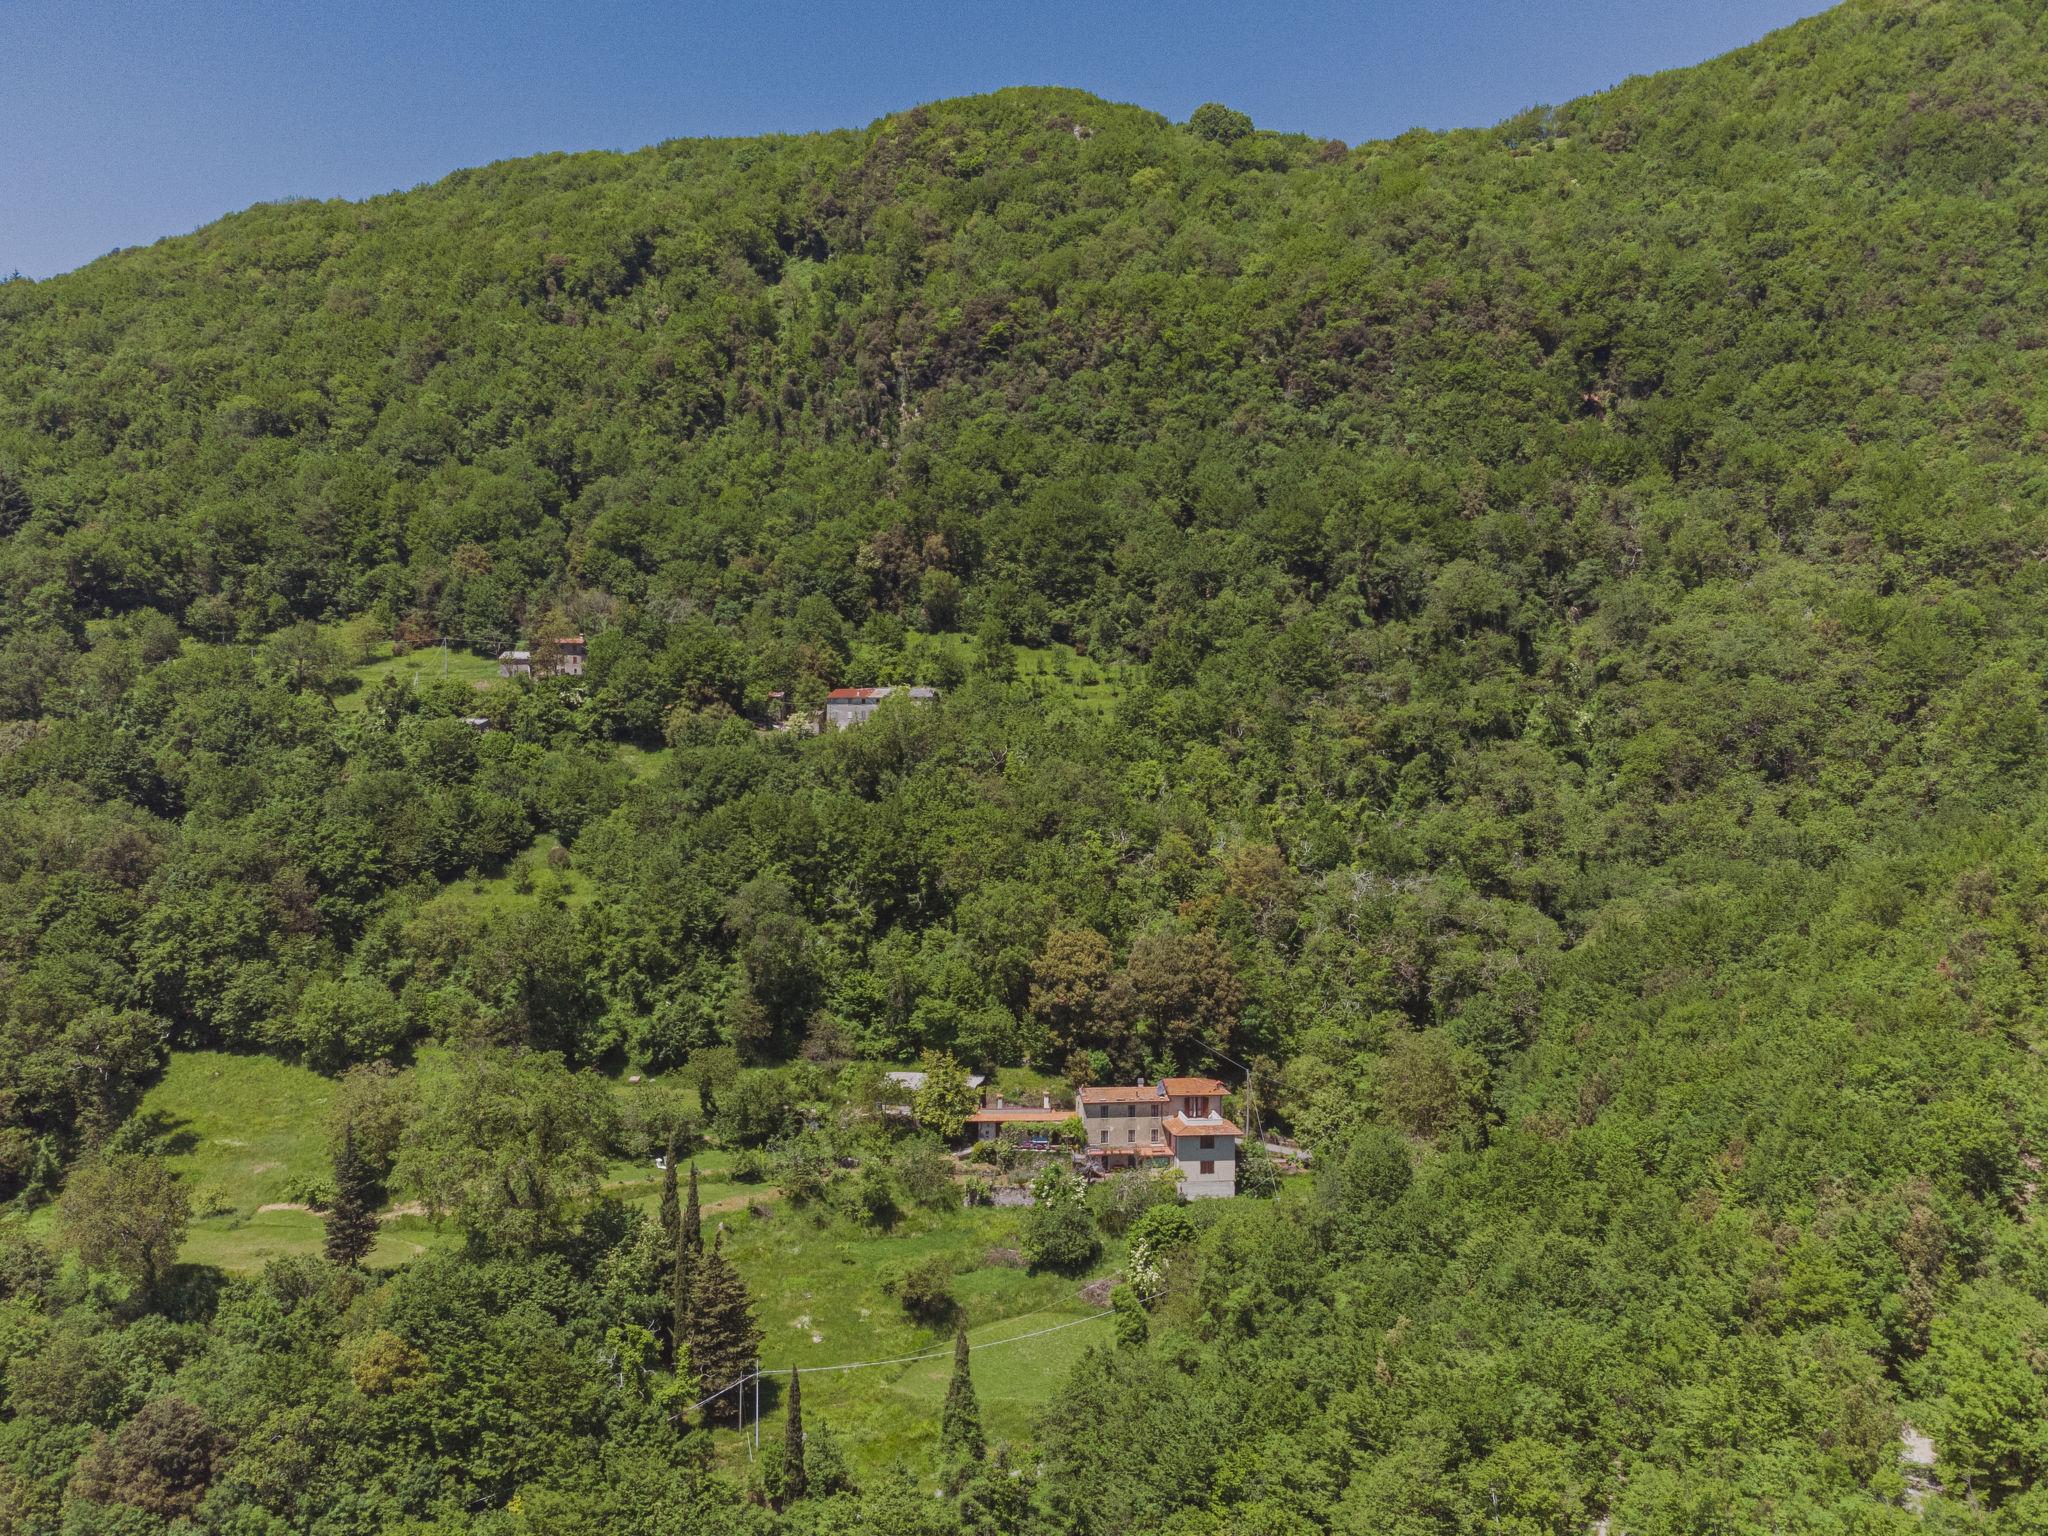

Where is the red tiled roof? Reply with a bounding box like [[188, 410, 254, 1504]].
[[553, 635, 586, 646], [1163, 1114, 1243, 1140], [1077, 1084, 1167, 1104], [1163, 1076, 1229, 1097], [965, 1108, 1074, 1124], [826, 687, 890, 700]]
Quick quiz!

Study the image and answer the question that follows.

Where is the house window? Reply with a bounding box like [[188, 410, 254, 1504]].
[[1126, 1127, 1135, 1142], [1200, 1136, 1214, 1150], [1199, 1160, 1215, 1176], [1191, 1097, 1208, 1115], [1151, 1127, 1160, 1144]]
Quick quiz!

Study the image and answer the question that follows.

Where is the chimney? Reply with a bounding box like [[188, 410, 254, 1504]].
[[996, 1094, 1005, 1109], [1156, 1078, 1167, 1098], [1042, 1092, 1051, 1110]]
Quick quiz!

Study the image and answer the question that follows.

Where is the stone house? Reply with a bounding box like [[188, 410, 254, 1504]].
[[822, 686, 937, 731], [1077, 1076, 1241, 1199], [497, 636, 588, 678]]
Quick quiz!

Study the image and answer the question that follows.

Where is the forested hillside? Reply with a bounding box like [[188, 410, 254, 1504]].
[[6, 0, 2048, 1530]]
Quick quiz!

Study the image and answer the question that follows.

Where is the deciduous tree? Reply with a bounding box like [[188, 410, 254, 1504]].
[[59, 1154, 189, 1300]]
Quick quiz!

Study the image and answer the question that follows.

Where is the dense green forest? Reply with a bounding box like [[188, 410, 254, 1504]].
[[7, 0, 2048, 1529]]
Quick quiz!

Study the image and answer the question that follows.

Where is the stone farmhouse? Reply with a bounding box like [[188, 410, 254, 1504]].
[[823, 686, 937, 731], [1078, 1076, 1241, 1199], [497, 636, 588, 678]]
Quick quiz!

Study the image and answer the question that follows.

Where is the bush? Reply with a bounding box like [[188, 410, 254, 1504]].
[[1127, 1202, 1198, 1257], [774, 1144, 833, 1207], [896, 1136, 956, 1207], [842, 1165, 899, 1231], [1023, 1173, 1099, 1274], [892, 1253, 956, 1322], [1090, 1168, 1180, 1236], [1235, 1139, 1282, 1199], [716, 1071, 801, 1148], [279, 1172, 336, 1211]]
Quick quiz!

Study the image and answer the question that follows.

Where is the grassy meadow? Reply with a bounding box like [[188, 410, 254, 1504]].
[[334, 640, 504, 712], [18, 1052, 451, 1272]]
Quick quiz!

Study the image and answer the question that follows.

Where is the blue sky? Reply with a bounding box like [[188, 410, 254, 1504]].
[[3, 0, 1833, 280]]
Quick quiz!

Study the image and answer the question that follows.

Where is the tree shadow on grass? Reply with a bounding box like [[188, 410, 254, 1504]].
[[109, 1110, 199, 1159]]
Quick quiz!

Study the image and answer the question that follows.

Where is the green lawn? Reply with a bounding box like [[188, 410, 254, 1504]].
[[426, 835, 594, 917], [616, 743, 673, 780], [130, 1051, 334, 1214], [698, 1193, 1121, 1477], [335, 640, 504, 712], [60, 1051, 453, 1273]]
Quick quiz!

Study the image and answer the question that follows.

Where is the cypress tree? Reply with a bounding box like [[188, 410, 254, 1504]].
[[682, 1163, 703, 1259], [669, 1162, 706, 1366], [686, 1231, 762, 1426], [939, 1317, 984, 1466], [669, 1216, 696, 1370], [658, 1140, 680, 1255], [783, 1365, 807, 1502], [324, 1125, 379, 1268]]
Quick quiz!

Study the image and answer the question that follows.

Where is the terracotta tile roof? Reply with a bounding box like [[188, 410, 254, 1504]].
[[1077, 1084, 1167, 1104], [1166, 1116, 1242, 1141], [1163, 1076, 1229, 1096], [965, 1107, 1074, 1124]]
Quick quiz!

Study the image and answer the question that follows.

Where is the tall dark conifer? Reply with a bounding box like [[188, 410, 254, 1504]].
[[782, 1365, 807, 1502], [682, 1163, 703, 1259], [939, 1317, 984, 1466], [323, 1125, 378, 1269], [658, 1141, 680, 1254], [669, 1162, 705, 1366], [685, 1231, 762, 1426]]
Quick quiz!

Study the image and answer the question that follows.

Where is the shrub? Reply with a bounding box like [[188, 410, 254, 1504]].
[[842, 1165, 899, 1231], [279, 1172, 336, 1211], [1235, 1139, 1282, 1198], [1023, 1200, 1098, 1274], [1024, 1169, 1099, 1273], [1127, 1202, 1198, 1257], [892, 1253, 956, 1322], [1090, 1168, 1180, 1236], [896, 1136, 956, 1207], [775, 1146, 832, 1207], [716, 1071, 801, 1147]]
